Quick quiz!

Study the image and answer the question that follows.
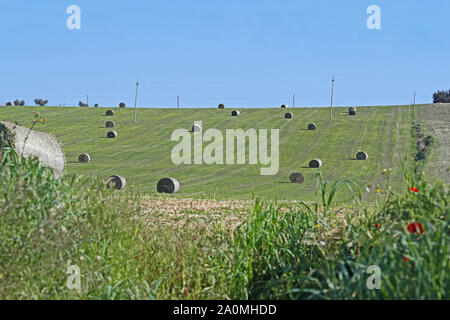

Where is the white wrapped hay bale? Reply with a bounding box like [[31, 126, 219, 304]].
[[308, 123, 317, 130], [78, 153, 91, 163], [192, 123, 201, 132], [107, 131, 117, 138], [356, 151, 369, 160], [309, 158, 322, 168], [157, 178, 180, 193], [106, 175, 126, 190], [231, 110, 240, 116], [0, 121, 65, 177], [281, 104, 288, 108]]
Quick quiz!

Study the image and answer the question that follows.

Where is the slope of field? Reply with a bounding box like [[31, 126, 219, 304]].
[[0, 105, 414, 201], [418, 103, 450, 185]]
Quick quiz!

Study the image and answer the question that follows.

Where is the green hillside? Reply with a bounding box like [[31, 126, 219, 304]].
[[0, 105, 414, 201]]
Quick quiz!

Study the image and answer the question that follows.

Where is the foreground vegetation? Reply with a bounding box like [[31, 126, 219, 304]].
[[1, 145, 448, 299]]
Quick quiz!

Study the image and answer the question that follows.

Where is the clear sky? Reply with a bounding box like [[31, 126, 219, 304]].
[[1, 0, 449, 108]]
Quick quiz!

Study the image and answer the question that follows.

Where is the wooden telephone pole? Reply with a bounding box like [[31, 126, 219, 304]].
[[133, 80, 139, 123], [292, 94, 296, 108], [330, 75, 335, 119]]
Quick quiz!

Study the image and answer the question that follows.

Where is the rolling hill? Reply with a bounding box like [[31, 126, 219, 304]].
[[0, 105, 415, 201]]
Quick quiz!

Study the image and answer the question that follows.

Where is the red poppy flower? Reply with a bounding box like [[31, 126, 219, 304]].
[[403, 257, 408, 262], [410, 187, 419, 193], [375, 223, 380, 228], [407, 222, 424, 235]]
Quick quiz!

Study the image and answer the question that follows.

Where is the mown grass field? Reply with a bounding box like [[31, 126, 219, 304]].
[[0, 105, 415, 201]]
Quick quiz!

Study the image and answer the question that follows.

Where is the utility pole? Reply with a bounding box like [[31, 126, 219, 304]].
[[177, 95, 180, 108], [134, 80, 139, 123], [292, 94, 296, 108], [413, 91, 416, 105], [330, 75, 335, 119], [87, 94, 89, 107]]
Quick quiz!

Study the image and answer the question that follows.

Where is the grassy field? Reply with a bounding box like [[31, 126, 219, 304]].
[[418, 103, 450, 185], [0, 105, 415, 201]]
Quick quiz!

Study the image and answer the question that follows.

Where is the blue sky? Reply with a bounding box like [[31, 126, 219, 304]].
[[1, 0, 449, 108]]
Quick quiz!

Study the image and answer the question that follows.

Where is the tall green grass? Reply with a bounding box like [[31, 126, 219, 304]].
[[0, 148, 448, 299]]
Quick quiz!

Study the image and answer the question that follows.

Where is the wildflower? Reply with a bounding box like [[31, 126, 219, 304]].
[[376, 189, 381, 193], [410, 187, 419, 193], [375, 223, 380, 228], [316, 224, 320, 228], [403, 257, 408, 262], [407, 222, 424, 235], [39, 118, 45, 123]]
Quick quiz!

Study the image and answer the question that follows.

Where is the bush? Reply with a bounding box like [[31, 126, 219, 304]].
[[432, 89, 450, 103], [6, 102, 12, 106], [34, 98, 48, 106], [119, 102, 126, 108], [13, 99, 25, 106]]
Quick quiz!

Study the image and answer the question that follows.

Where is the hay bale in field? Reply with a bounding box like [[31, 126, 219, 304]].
[[218, 103, 225, 109], [289, 172, 304, 184], [308, 123, 317, 130], [192, 123, 201, 132], [231, 110, 240, 116], [107, 130, 117, 138], [105, 121, 115, 128], [106, 175, 126, 190], [349, 109, 356, 116], [6, 102, 12, 106], [157, 177, 180, 193], [349, 107, 357, 112], [285, 112, 293, 119], [309, 158, 322, 168], [119, 102, 126, 108], [281, 104, 288, 108], [356, 151, 369, 160], [0, 121, 65, 177], [78, 153, 90, 163], [106, 109, 114, 116]]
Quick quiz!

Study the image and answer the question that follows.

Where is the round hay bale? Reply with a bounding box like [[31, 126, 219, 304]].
[[105, 121, 115, 128], [285, 112, 293, 119], [119, 102, 126, 108], [356, 151, 369, 160], [349, 109, 356, 116], [6, 102, 12, 106], [0, 121, 65, 177], [78, 153, 90, 163], [157, 177, 180, 194], [218, 103, 225, 109], [107, 130, 117, 138], [349, 107, 357, 112], [94, 104, 99, 108], [192, 123, 201, 132], [289, 172, 304, 184], [281, 104, 288, 108], [106, 109, 114, 116], [308, 123, 317, 130], [106, 175, 126, 190], [231, 110, 240, 116], [309, 158, 323, 168]]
